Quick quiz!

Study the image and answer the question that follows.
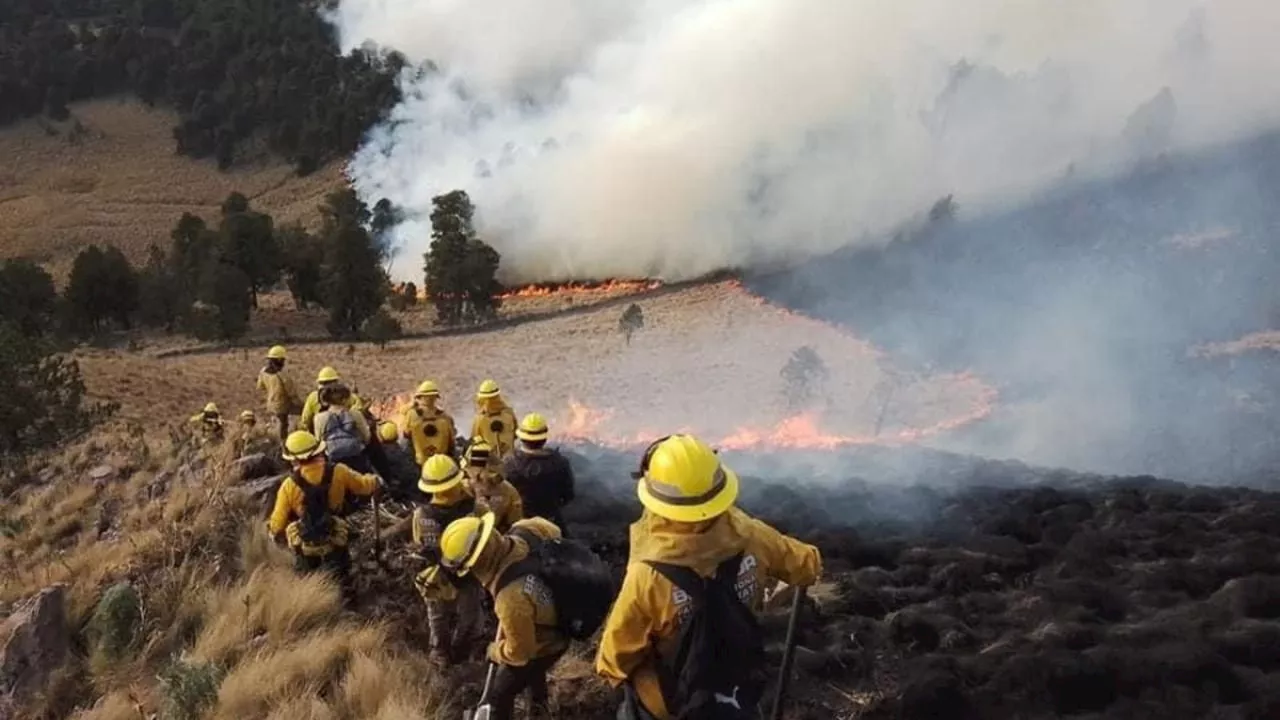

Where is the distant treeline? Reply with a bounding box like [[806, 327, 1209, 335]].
[[0, 188, 504, 347], [0, 0, 406, 173]]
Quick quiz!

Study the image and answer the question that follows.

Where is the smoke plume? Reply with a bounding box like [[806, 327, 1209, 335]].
[[330, 0, 1280, 284]]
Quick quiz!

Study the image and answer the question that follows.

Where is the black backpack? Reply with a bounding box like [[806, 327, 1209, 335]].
[[295, 464, 336, 544], [645, 553, 767, 720], [498, 528, 616, 640]]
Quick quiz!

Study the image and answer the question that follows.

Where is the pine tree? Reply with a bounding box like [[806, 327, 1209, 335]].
[[319, 190, 388, 338], [425, 190, 503, 326]]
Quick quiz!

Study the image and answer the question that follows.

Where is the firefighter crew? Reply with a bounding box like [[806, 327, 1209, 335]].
[[412, 454, 483, 665], [403, 380, 457, 464], [439, 512, 569, 720], [503, 413, 576, 534], [377, 420, 420, 500], [464, 440, 523, 532], [312, 381, 373, 474], [594, 434, 823, 720], [300, 367, 366, 434], [189, 402, 226, 444], [256, 345, 301, 442], [471, 379, 517, 460], [268, 430, 381, 598]]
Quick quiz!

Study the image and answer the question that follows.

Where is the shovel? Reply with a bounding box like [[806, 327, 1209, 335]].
[[769, 585, 808, 720], [462, 662, 498, 720]]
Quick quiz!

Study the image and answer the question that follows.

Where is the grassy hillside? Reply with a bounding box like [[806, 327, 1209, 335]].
[[0, 100, 345, 280], [74, 281, 994, 446]]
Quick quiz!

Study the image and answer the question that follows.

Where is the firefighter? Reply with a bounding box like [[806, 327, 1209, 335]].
[[313, 382, 373, 474], [300, 367, 366, 434], [377, 420, 420, 500], [188, 402, 226, 444], [268, 430, 380, 598], [439, 512, 569, 720], [256, 345, 301, 442], [464, 440, 523, 532], [234, 410, 276, 457], [503, 413, 576, 534], [471, 379, 517, 460], [594, 434, 823, 720], [403, 380, 457, 464], [412, 454, 484, 664]]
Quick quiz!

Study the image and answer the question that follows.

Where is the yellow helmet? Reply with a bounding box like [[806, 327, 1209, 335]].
[[516, 413, 549, 442], [239, 410, 256, 423], [203, 402, 219, 415], [476, 379, 501, 399], [266, 345, 287, 360], [316, 366, 341, 384], [636, 435, 739, 523], [419, 454, 463, 494], [464, 440, 492, 468], [414, 380, 440, 398], [439, 512, 496, 576], [378, 421, 399, 444], [282, 430, 326, 461]]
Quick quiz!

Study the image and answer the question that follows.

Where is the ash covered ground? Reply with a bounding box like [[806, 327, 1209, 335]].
[[747, 129, 1280, 485], [357, 444, 1280, 719]]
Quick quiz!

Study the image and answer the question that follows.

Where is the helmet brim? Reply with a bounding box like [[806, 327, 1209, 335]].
[[455, 512, 496, 576], [637, 465, 739, 523], [516, 428, 549, 442], [282, 440, 327, 462], [418, 470, 463, 495]]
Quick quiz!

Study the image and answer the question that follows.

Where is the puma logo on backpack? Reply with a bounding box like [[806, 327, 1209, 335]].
[[498, 528, 616, 640], [645, 553, 767, 720]]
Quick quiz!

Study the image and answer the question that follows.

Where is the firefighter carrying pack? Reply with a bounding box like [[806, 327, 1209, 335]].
[[320, 406, 364, 460], [296, 463, 336, 545], [644, 553, 767, 720], [497, 528, 615, 640]]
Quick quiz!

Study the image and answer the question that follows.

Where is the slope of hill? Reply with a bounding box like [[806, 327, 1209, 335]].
[[0, 100, 345, 280], [73, 280, 994, 447]]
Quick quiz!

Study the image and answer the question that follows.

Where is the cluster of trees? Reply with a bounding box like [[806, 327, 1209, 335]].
[[0, 259, 116, 463], [51, 189, 406, 343], [0, 0, 405, 173]]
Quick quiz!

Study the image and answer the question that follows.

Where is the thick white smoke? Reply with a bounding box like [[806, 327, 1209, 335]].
[[330, 0, 1280, 284]]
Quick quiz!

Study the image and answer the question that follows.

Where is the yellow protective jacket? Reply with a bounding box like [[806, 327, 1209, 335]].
[[471, 517, 569, 667], [256, 367, 301, 416], [468, 474, 524, 532], [266, 461, 378, 538], [594, 508, 823, 719], [403, 405, 457, 464], [300, 390, 366, 435], [471, 405, 517, 459]]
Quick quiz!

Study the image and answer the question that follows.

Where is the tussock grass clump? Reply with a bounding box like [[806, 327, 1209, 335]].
[[159, 660, 223, 720], [191, 565, 343, 667], [86, 582, 143, 669]]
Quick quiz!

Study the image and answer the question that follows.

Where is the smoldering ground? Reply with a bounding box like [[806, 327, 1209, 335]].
[[330, 0, 1280, 285], [747, 128, 1280, 484]]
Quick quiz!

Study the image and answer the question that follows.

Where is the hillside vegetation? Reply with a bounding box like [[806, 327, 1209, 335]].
[[0, 101, 345, 279]]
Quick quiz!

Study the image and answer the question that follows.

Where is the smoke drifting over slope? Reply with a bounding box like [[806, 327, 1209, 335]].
[[331, 0, 1280, 283]]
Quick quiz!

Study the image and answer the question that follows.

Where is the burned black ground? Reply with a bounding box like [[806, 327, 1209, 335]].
[[546, 445, 1280, 719]]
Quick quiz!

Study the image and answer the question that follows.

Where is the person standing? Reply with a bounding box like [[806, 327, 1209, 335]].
[[256, 345, 301, 442]]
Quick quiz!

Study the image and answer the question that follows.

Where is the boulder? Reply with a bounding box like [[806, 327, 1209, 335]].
[[88, 464, 116, 489], [0, 585, 70, 707]]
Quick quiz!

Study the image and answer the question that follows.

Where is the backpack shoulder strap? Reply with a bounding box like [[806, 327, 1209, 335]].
[[320, 462, 335, 489], [644, 560, 708, 603]]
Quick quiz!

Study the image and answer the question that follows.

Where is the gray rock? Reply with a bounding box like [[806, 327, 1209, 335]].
[[0, 585, 70, 708]]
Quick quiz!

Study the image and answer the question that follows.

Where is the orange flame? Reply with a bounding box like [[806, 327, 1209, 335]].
[[498, 279, 662, 299]]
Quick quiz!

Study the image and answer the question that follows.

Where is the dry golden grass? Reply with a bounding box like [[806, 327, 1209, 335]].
[[0, 422, 450, 720], [76, 281, 994, 447], [0, 99, 344, 281]]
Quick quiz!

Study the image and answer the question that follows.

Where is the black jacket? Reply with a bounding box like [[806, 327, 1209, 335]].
[[502, 447, 575, 521]]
